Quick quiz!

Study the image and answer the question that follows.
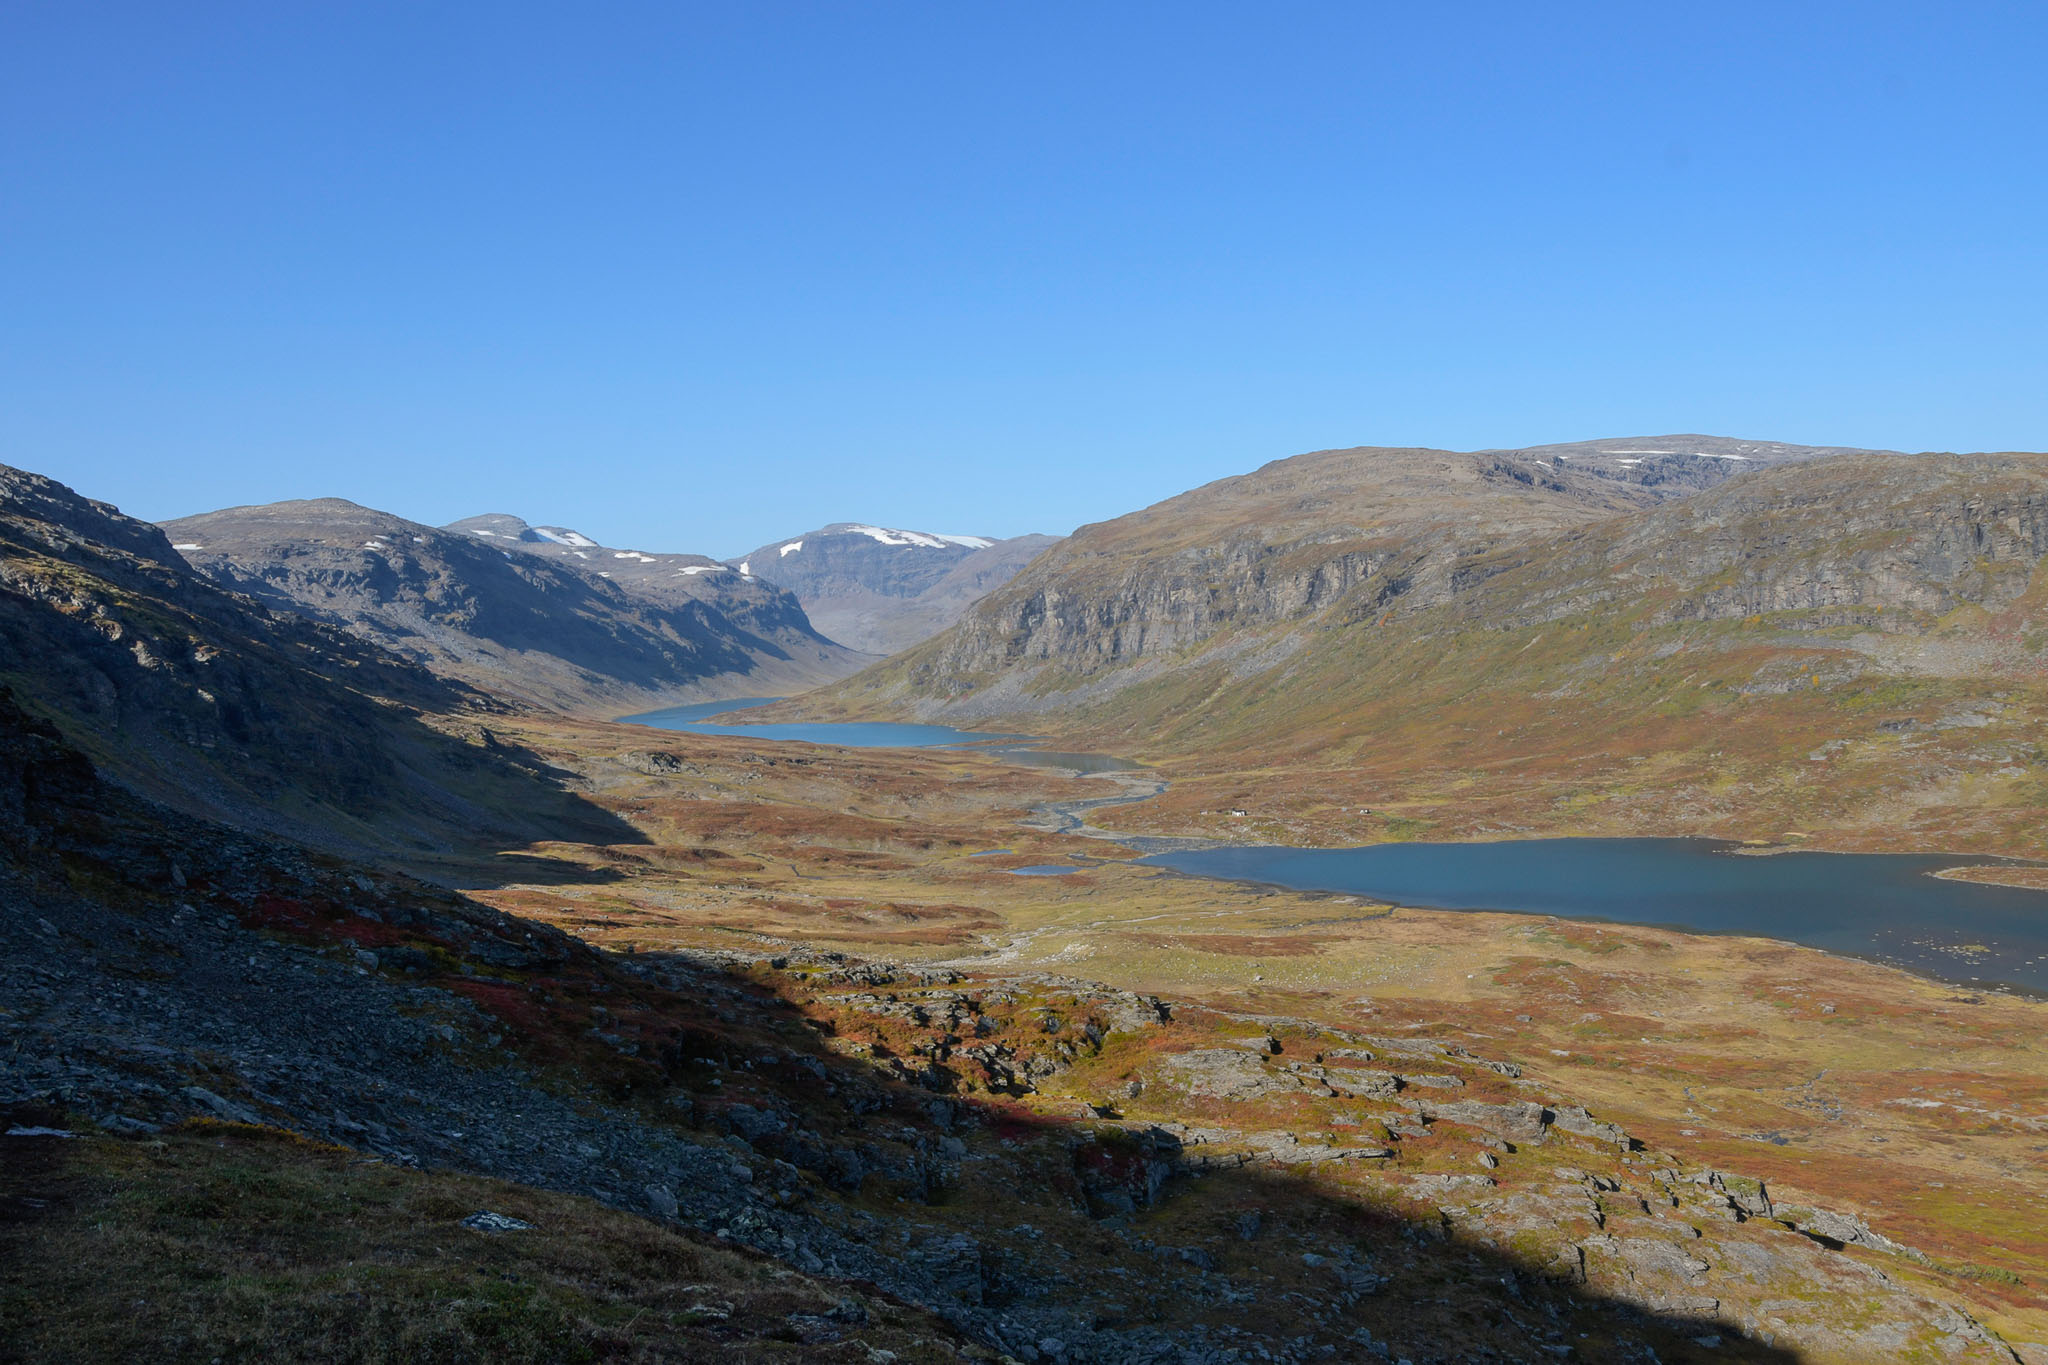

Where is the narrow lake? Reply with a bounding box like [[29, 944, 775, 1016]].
[[1141, 838, 2048, 996], [620, 702, 2048, 994], [619, 698, 1140, 772]]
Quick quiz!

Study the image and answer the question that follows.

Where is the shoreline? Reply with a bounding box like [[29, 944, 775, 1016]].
[[613, 710, 2048, 1001], [1124, 858, 2048, 1002]]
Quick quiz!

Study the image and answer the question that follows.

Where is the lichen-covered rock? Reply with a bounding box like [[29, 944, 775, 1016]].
[[1415, 1098, 1548, 1142]]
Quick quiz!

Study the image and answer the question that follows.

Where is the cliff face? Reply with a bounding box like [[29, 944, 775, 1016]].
[[764, 443, 2048, 855], [1621, 454, 2048, 623], [885, 442, 1831, 690], [1398, 452, 2048, 637], [166, 501, 868, 714]]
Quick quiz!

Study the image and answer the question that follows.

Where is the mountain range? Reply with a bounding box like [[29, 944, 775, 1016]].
[[725, 523, 1060, 655], [788, 436, 1881, 712], [778, 435, 2048, 851], [160, 502, 872, 716]]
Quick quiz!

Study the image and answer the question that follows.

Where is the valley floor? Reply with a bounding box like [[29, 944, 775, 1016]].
[[9, 705, 2048, 1362], [458, 713, 2048, 1358]]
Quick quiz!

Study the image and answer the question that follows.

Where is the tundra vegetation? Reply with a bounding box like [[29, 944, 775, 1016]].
[[7, 448, 2048, 1361]]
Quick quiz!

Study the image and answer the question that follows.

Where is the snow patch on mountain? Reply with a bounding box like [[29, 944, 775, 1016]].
[[838, 524, 993, 550], [1603, 449, 1751, 460], [779, 540, 803, 556], [533, 527, 599, 548]]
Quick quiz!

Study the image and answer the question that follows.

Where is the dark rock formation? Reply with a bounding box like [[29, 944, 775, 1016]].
[[0, 465, 631, 855]]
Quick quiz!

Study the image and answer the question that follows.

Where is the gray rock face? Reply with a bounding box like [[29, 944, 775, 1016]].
[[821, 441, 2047, 730], [1549, 1104, 1632, 1148], [1604, 454, 2048, 624], [857, 439, 1878, 703], [1157, 1048, 1303, 1101], [727, 523, 1060, 655], [1414, 1098, 1549, 1143], [160, 501, 868, 713]]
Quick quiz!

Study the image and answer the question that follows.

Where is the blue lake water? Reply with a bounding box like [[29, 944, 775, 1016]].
[[618, 701, 2048, 992], [1140, 838, 2048, 995], [620, 698, 1139, 772]]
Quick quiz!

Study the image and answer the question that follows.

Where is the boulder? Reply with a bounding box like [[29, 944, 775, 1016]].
[[1549, 1104, 1630, 1147], [1417, 1098, 1548, 1142]]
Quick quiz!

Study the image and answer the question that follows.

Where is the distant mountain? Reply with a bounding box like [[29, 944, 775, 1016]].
[[0, 464, 631, 855], [160, 502, 869, 716], [726, 523, 1060, 655], [444, 513, 733, 608]]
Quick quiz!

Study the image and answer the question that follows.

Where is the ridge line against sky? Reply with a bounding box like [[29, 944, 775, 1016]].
[[3, 1, 2044, 557]]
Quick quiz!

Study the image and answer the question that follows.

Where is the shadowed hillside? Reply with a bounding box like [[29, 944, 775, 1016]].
[[0, 467, 636, 857]]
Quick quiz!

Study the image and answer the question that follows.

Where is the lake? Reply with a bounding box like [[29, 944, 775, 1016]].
[[619, 698, 1140, 772], [620, 702, 2048, 993], [1140, 838, 2048, 995]]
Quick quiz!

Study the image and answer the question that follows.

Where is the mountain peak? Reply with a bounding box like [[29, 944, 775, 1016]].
[[443, 513, 603, 549], [726, 525, 1061, 655], [810, 523, 996, 551]]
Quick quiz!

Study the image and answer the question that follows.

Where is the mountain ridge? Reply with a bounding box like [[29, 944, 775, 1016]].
[[163, 500, 868, 716], [0, 466, 631, 857], [727, 522, 1061, 655], [769, 436, 2048, 853]]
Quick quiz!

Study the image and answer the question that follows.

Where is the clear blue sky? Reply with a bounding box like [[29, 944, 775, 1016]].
[[4, 3, 2044, 557]]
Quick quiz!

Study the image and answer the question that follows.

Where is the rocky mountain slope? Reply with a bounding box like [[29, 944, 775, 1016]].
[[833, 438, 1882, 693], [776, 438, 2048, 852], [728, 523, 1060, 655], [162, 502, 868, 716], [1476, 433, 1890, 491], [442, 511, 818, 624], [0, 466, 621, 857]]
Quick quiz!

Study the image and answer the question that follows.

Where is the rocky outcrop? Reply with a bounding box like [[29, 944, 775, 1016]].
[[1432, 451, 2048, 633]]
